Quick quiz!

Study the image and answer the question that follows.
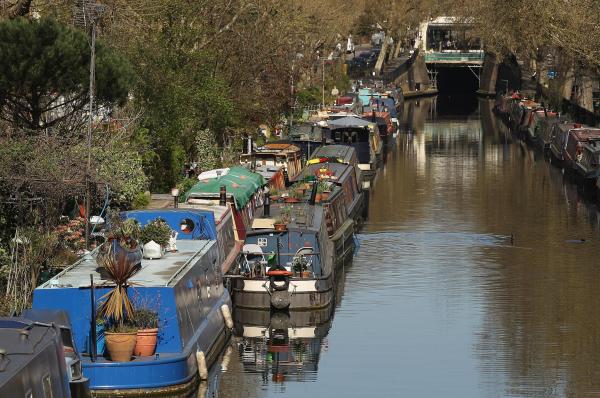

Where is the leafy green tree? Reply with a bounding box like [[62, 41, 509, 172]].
[[195, 128, 221, 172], [0, 17, 132, 131]]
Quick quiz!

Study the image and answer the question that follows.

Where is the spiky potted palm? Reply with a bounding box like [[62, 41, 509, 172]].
[[97, 245, 139, 362]]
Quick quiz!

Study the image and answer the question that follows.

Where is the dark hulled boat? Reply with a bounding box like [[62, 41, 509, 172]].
[[0, 310, 88, 398], [324, 116, 382, 180], [229, 202, 337, 311]]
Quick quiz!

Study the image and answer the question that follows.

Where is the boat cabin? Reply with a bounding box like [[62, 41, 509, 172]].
[[325, 116, 382, 174], [564, 128, 600, 176], [243, 204, 331, 279], [240, 143, 303, 181]]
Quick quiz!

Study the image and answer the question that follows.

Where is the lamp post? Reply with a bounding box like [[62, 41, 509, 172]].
[[171, 188, 180, 208]]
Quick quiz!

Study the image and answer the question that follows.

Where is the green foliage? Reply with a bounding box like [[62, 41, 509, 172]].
[[0, 17, 132, 130], [296, 87, 322, 108], [195, 129, 222, 172], [132, 192, 150, 209], [140, 219, 171, 247], [176, 178, 197, 200], [132, 308, 159, 329], [109, 217, 141, 249], [92, 141, 149, 206]]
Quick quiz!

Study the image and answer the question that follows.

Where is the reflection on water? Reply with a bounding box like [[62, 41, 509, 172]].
[[212, 96, 600, 397]]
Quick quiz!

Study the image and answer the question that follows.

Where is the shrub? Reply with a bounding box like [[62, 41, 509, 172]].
[[140, 219, 171, 247]]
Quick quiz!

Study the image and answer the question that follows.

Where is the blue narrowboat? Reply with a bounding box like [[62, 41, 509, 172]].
[[32, 209, 233, 396]]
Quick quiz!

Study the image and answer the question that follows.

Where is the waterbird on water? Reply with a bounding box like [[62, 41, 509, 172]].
[[510, 234, 514, 245]]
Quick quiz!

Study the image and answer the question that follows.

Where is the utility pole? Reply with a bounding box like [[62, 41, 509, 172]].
[[322, 58, 325, 109], [83, 2, 105, 250]]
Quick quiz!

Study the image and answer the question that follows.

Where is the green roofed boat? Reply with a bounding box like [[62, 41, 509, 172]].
[[184, 166, 266, 209], [183, 167, 267, 245]]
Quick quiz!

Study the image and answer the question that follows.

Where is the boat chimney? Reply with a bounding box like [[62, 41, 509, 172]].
[[219, 185, 227, 206], [371, 109, 376, 122], [283, 168, 289, 187], [264, 192, 271, 217], [308, 182, 318, 205]]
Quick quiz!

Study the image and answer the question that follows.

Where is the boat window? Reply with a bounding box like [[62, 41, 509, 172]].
[[42, 374, 52, 398], [180, 218, 195, 234]]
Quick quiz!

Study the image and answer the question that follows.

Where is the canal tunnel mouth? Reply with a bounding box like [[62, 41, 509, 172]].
[[430, 66, 480, 115]]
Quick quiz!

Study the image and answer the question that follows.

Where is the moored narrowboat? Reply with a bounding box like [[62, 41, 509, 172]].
[[32, 209, 233, 396], [295, 160, 365, 233], [183, 166, 266, 241], [229, 201, 336, 311], [0, 310, 88, 397], [325, 116, 383, 179], [563, 128, 600, 179], [549, 123, 586, 164], [240, 143, 303, 181], [308, 144, 366, 190]]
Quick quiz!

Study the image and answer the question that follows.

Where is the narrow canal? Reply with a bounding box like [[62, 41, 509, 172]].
[[209, 95, 600, 397]]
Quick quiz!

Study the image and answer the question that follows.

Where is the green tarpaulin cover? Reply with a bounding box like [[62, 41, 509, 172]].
[[184, 167, 265, 208]]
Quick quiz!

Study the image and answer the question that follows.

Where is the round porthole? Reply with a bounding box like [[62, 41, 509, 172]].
[[180, 218, 195, 234]]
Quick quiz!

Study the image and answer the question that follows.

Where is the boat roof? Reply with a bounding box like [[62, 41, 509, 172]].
[[184, 166, 265, 208], [327, 116, 370, 128], [38, 239, 214, 289], [173, 202, 231, 226], [0, 318, 61, 383], [288, 123, 324, 141], [295, 162, 354, 182], [251, 202, 323, 233], [310, 145, 356, 162], [570, 128, 600, 141], [555, 123, 589, 133]]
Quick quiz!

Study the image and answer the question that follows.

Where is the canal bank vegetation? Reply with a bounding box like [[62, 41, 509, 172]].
[[0, 0, 373, 314]]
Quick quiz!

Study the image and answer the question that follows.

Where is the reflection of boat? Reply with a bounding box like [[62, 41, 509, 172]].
[[33, 210, 232, 396], [233, 309, 333, 383], [0, 310, 88, 397]]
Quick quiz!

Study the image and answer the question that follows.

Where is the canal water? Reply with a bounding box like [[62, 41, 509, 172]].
[[207, 95, 600, 397]]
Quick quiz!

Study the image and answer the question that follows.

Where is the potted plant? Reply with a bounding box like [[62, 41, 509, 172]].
[[273, 218, 288, 232], [108, 213, 142, 250], [132, 307, 159, 357], [273, 205, 292, 231], [97, 245, 139, 362], [140, 218, 172, 259], [292, 255, 309, 276], [102, 212, 143, 276], [318, 181, 332, 201], [269, 187, 281, 201]]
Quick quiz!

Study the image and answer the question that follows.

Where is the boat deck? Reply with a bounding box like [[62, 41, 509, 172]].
[[43, 240, 214, 289]]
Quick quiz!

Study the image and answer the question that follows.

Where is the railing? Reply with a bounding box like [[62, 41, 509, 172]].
[[424, 52, 484, 63]]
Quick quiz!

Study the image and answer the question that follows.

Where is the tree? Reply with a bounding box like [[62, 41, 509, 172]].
[[0, 17, 132, 131]]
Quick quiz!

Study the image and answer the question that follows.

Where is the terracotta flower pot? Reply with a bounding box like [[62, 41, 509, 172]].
[[321, 192, 330, 200], [134, 328, 158, 357], [105, 332, 137, 362], [315, 193, 322, 203], [274, 223, 287, 232]]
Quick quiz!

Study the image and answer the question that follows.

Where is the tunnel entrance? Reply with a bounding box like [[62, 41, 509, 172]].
[[429, 66, 479, 115]]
